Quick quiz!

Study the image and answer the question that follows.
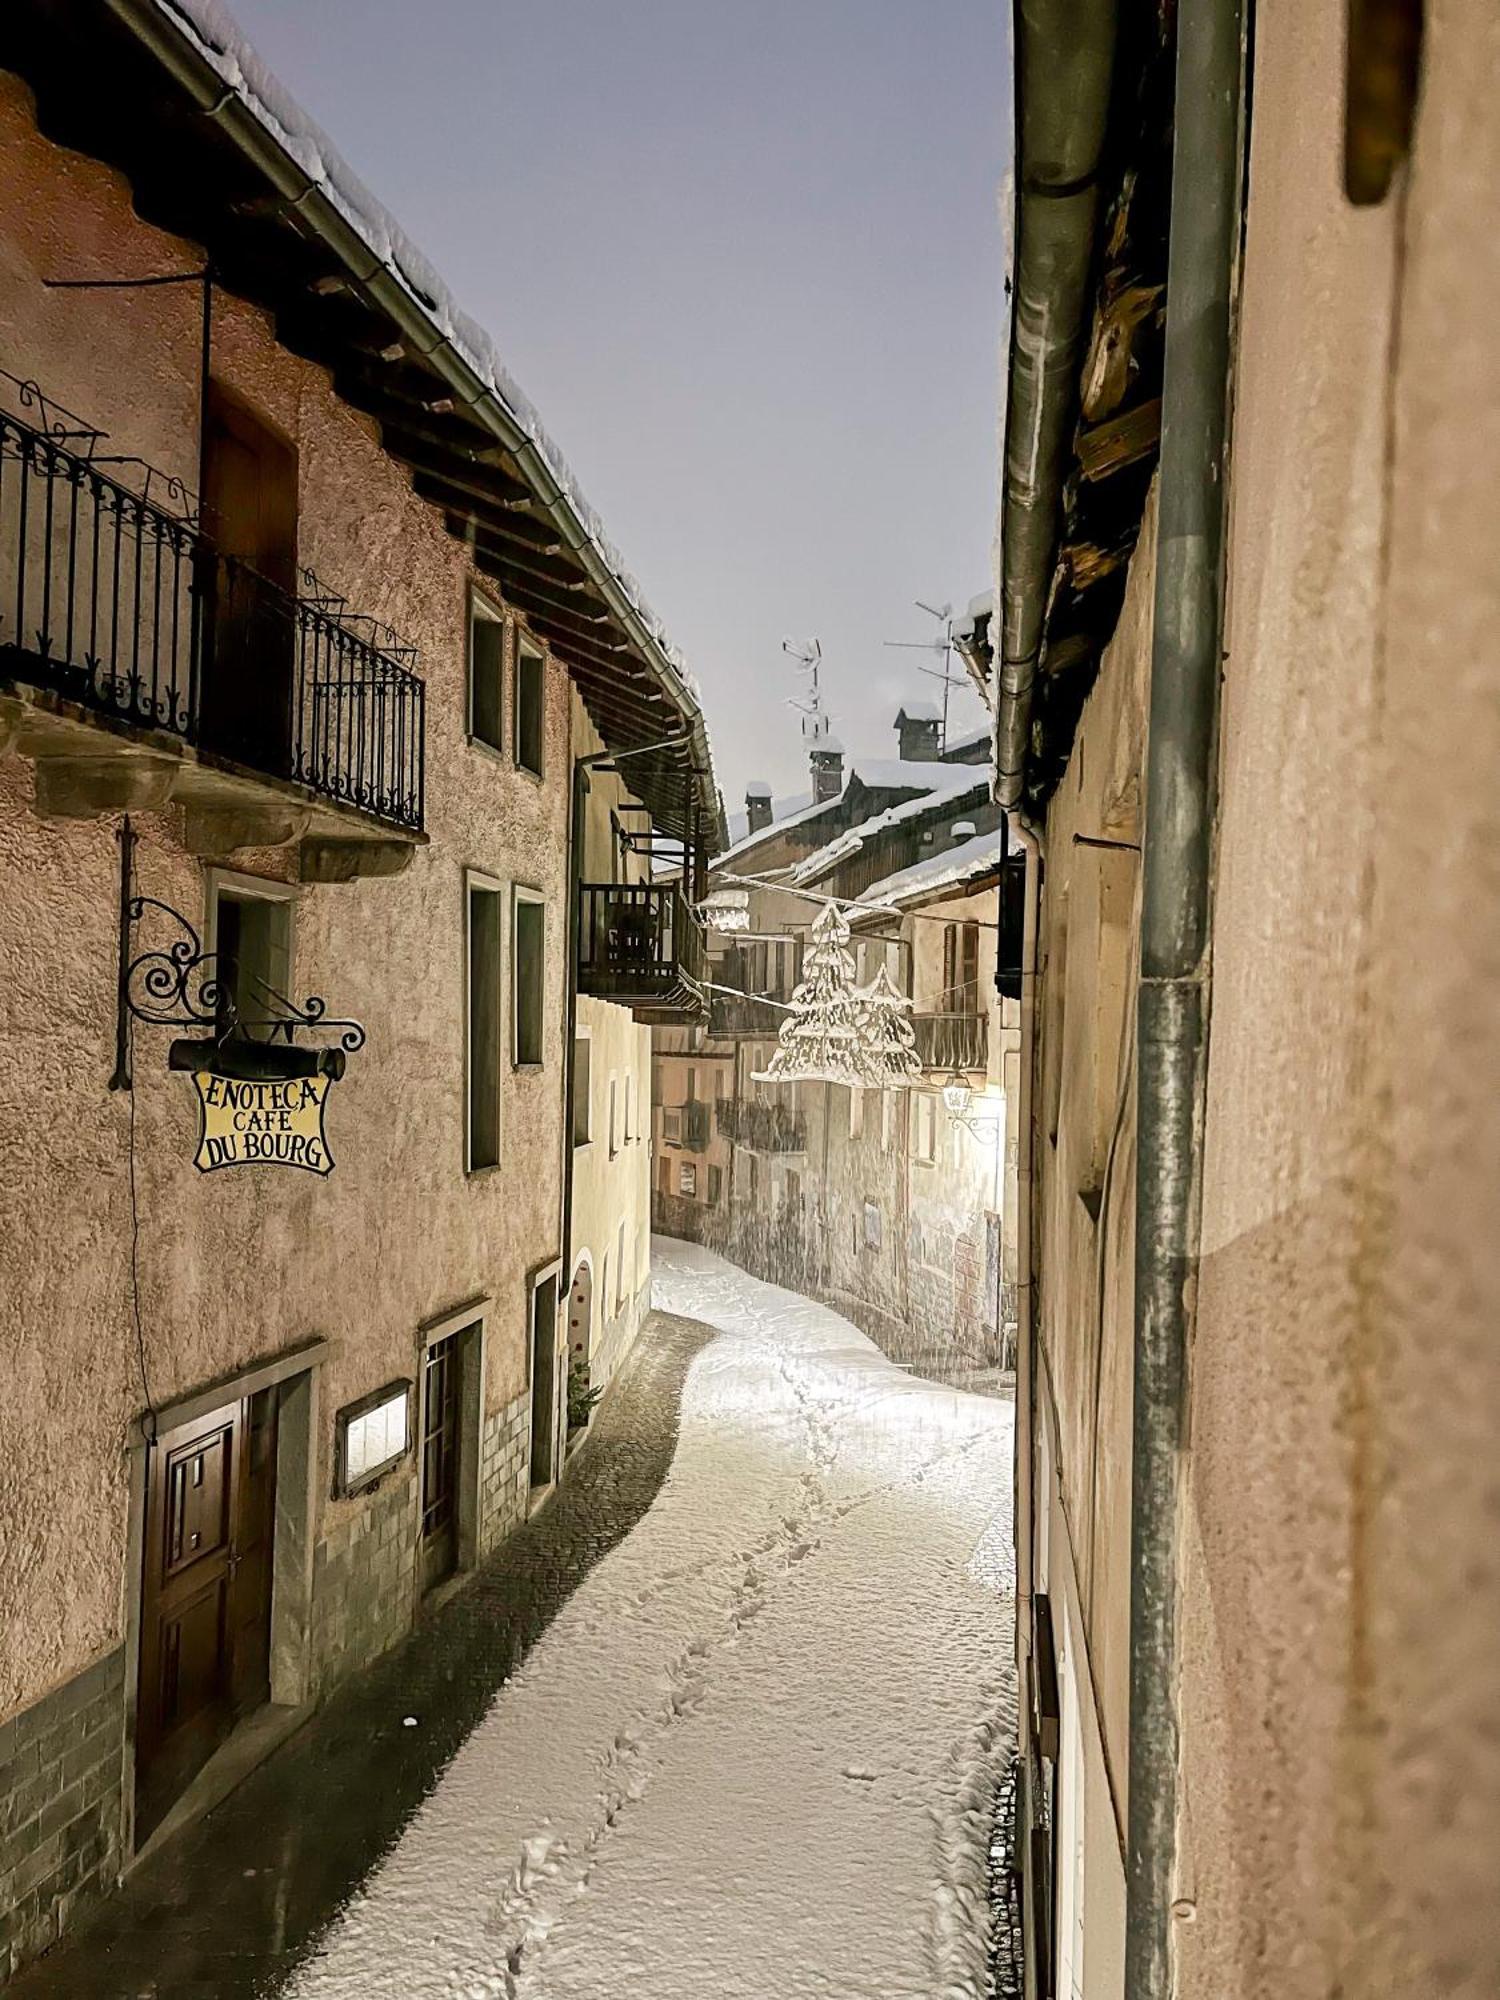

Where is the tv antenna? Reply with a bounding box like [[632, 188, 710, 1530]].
[[782, 636, 832, 748], [884, 599, 965, 751]]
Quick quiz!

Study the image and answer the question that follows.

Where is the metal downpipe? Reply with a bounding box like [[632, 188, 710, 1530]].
[[1126, 0, 1246, 1992]]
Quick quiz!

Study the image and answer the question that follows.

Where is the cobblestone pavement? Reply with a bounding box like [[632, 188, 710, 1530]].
[[8, 1311, 715, 2000]]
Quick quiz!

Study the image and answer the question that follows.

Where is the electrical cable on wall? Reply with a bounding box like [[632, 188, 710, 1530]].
[[125, 999, 158, 1447]]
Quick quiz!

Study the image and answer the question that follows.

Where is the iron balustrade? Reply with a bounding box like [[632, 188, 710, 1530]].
[[0, 408, 424, 830], [913, 1011, 989, 1073], [577, 882, 706, 1011], [716, 1098, 807, 1154]]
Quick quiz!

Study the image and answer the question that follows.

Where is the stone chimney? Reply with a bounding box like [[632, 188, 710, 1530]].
[[744, 781, 773, 835], [895, 705, 941, 761], [809, 736, 845, 804]]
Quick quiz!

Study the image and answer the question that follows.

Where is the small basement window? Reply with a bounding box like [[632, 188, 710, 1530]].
[[469, 596, 505, 752], [515, 643, 544, 777]]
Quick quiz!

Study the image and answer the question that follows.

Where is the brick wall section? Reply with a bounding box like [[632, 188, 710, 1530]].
[[0, 1648, 124, 1980], [479, 1390, 531, 1557], [311, 1470, 417, 1696]]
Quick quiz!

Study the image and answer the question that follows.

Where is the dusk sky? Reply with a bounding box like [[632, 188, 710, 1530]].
[[228, 0, 1010, 808]]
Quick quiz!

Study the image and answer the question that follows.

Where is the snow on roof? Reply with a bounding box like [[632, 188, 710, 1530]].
[[896, 700, 941, 722], [789, 767, 989, 885], [745, 780, 773, 799], [953, 589, 995, 641], [854, 828, 1006, 914], [153, 0, 693, 687], [813, 735, 845, 756], [941, 723, 992, 756], [848, 757, 967, 791], [717, 787, 845, 865]]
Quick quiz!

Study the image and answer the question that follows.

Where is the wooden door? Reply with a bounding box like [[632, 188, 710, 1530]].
[[136, 1392, 278, 1836], [199, 383, 298, 775], [420, 1335, 461, 1592]]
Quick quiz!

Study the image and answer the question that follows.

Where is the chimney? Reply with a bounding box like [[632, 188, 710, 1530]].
[[809, 736, 844, 804], [895, 705, 941, 761], [744, 781, 773, 835]]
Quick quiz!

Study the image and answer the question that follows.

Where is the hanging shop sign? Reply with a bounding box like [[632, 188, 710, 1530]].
[[108, 820, 364, 1176], [191, 1071, 335, 1175]]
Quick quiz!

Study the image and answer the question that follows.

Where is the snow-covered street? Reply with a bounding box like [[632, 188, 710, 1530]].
[[288, 1239, 1016, 2000]]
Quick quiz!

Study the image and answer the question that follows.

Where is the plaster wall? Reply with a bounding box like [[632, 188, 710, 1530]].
[[0, 78, 571, 1725], [1027, 1, 1500, 1991], [1179, 2, 1500, 1992], [567, 705, 657, 1397]]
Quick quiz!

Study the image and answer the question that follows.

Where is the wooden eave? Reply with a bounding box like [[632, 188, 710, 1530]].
[[0, 0, 721, 846]]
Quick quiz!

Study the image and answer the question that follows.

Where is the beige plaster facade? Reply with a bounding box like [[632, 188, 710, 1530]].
[[1018, 2, 1500, 1994], [0, 66, 692, 1975]]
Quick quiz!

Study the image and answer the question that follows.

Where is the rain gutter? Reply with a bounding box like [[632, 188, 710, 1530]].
[[996, 0, 1118, 807], [105, 0, 722, 847], [1126, 0, 1245, 1990]]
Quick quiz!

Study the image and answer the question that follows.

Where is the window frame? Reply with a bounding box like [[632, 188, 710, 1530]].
[[466, 589, 507, 756], [513, 638, 545, 779], [204, 868, 298, 1033], [572, 1028, 593, 1148], [511, 884, 547, 1070], [464, 868, 506, 1175]]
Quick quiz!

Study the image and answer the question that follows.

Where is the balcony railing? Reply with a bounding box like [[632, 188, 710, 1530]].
[[716, 1098, 807, 1154], [577, 881, 707, 1021], [0, 408, 425, 831], [913, 1011, 989, 1073]]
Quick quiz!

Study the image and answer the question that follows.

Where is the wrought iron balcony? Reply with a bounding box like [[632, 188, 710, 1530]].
[[913, 1010, 989, 1073], [577, 882, 707, 1023], [716, 1098, 807, 1154], [0, 405, 424, 831]]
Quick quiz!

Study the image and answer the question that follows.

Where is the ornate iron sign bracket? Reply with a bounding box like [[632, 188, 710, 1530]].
[[109, 817, 366, 1092]]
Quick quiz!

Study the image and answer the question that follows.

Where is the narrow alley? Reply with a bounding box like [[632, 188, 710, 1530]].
[[11, 1243, 1015, 2000]]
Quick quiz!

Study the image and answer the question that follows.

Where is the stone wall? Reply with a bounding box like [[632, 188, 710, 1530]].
[[479, 1390, 532, 1558], [0, 1650, 124, 1980], [311, 1470, 419, 1697]]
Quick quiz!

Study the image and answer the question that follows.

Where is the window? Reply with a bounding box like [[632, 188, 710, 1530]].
[[658, 1157, 671, 1195], [514, 643, 544, 776], [466, 876, 503, 1171], [914, 1092, 938, 1165], [513, 892, 545, 1067], [468, 596, 504, 751], [573, 1034, 592, 1146], [609, 1078, 620, 1156], [208, 876, 294, 1035], [602, 1251, 611, 1319], [943, 921, 981, 1015], [863, 1200, 882, 1251], [707, 1165, 722, 1205], [616, 1223, 626, 1311], [681, 1161, 698, 1198], [624, 1072, 635, 1144]]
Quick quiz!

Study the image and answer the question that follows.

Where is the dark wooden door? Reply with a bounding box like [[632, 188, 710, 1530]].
[[199, 383, 298, 776], [420, 1335, 461, 1592], [136, 1392, 278, 1836]]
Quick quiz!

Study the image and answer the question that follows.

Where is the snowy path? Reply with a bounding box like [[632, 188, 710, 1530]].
[[287, 1240, 1016, 2000]]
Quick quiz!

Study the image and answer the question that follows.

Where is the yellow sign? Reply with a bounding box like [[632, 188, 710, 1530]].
[[192, 1072, 335, 1175]]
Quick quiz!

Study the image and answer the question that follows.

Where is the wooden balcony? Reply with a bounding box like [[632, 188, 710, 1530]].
[[577, 882, 707, 1023]]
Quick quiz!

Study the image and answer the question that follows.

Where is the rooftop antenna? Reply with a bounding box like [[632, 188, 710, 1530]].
[[884, 599, 965, 752], [782, 636, 832, 749]]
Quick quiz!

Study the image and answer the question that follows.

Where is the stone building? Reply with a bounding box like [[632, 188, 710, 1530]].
[[653, 722, 1020, 1379], [0, 6, 716, 1976], [999, 2, 1500, 1996]]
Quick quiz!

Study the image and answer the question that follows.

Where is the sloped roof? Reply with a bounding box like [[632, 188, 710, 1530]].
[[790, 767, 989, 885], [0, 0, 721, 843], [854, 828, 1005, 914]]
